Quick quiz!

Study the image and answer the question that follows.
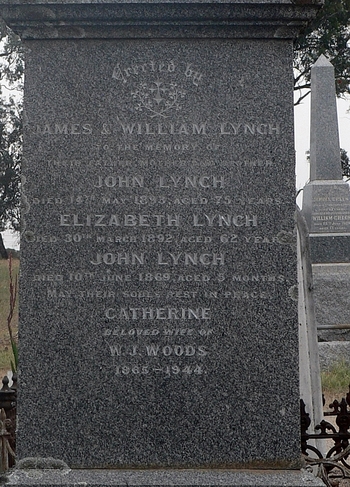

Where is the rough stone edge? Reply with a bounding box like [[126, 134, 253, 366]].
[[3, 466, 325, 487], [15, 458, 70, 470]]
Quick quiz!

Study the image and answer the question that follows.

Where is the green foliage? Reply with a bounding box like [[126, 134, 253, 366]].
[[10, 340, 17, 373], [294, 0, 350, 104], [0, 258, 18, 374], [0, 101, 21, 232], [0, 23, 23, 232], [0, 348, 17, 372], [6, 253, 18, 372], [0, 21, 24, 88], [321, 359, 350, 395], [341, 148, 350, 179]]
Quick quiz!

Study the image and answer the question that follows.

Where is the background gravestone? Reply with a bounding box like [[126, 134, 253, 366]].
[[313, 263, 350, 342], [0, 1, 324, 485], [302, 56, 350, 345], [302, 55, 350, 264]]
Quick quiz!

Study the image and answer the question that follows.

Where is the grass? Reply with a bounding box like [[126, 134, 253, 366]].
[[0, 348, 17, 373], [322, 359, 350, 405], [0, 257, 19, 378]]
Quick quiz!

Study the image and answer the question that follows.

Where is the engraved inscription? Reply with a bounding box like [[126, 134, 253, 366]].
[[26, 54, 295, 382], [105, 307, 211, 320], [33, 121, 281, 138]]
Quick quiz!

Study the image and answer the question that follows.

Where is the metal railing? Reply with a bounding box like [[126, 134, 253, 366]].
[[301, 387, 350, 485], [0, 375, 16, 472]]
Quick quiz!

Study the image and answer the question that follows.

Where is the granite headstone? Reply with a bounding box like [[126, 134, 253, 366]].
[[302, 55, 350, 340], [314, 263, 350, 342], [1, 1, 324, 486], [302, 55, 350, 263]]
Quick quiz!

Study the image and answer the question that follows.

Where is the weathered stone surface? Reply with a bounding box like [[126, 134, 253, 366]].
[[0, 0, 323, 40], [1, 0, 321, 477], [302, 55, 350, 263], [302, 182, 350, 234], [313, 264, 350, 328], [308, 235, 350, 263], [17, 37, 300, 469], [6, 468, 325, 487], [309, 55, 342, 182]]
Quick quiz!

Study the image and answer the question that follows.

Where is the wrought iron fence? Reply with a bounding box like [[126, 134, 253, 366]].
[[0, 374, 17, 472], [301, 387, 350, 485]]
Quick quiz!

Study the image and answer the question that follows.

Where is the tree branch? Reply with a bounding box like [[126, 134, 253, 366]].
[[294, 90, 311, 106]]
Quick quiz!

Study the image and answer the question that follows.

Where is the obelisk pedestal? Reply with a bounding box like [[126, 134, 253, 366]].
[[302, 55, 350, 263]]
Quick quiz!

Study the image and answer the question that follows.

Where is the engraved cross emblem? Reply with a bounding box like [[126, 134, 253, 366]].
[[149, 81, 167, 105], [131, 80, 186, 118]]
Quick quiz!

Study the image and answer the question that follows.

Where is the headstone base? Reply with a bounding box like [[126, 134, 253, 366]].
[[308, 235, 350, 263], [5, 468, 325, 487], [312, 264, 350, 332]]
